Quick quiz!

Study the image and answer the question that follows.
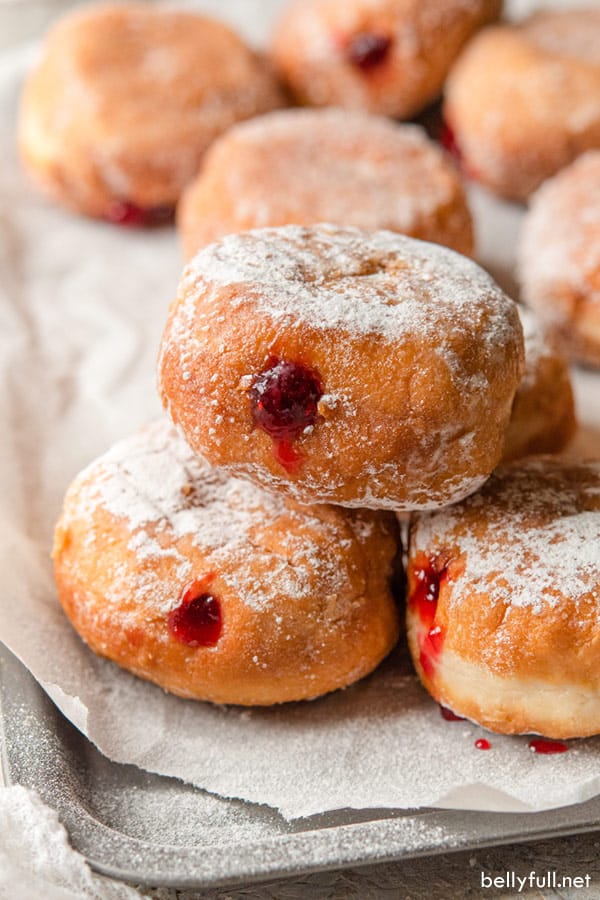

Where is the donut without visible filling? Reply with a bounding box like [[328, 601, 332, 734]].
[[407, 459, 600, 739], [272, 0, 501, 118], [502, 307, 576, 462], [158, 224, 524, 510], [19, 2, 284, 222], [177, 108, 474, 259], [53, 421, 401, 706], [444, 10, 600, 200], [519, 151, 600, 368]]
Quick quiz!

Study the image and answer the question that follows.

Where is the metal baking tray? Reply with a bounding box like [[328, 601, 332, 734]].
[[2, 643, 600, 891]]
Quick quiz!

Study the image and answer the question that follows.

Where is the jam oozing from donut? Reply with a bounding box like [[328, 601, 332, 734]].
[[475, 738, 491, 751], [273, 438, 304, 470], [440, 121, 462, 164], [528, 739, 568, 755], [250, 357, 323, 471], [439, 122, 482, 180], [440, 705, 465, 722], [106, 201, 174, 228], [409, 553, 451, 679], [168, 576, 222, 647], [347, 33, 391, 70]]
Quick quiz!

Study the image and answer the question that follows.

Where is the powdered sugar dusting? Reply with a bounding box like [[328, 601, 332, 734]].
[[517, 305, 555, 391], [412, 459, 600, 617], [519, 151, 600, 326], [523, 8, 600, 66], [62, 420, 382, 613], [186, 225, 514, 346], [21, 3, 284, 208], [180, 108, 472, 253]]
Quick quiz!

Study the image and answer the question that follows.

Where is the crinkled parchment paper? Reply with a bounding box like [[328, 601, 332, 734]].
[[1, 1, 600, 820]]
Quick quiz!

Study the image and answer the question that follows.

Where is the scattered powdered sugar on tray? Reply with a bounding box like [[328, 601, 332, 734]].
[[34, 650, 600, 819], [0, 785, 141, 900], [412, 458, 600, 616]]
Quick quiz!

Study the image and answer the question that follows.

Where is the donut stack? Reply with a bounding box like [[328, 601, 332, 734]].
[[54, 221, 525, 707]]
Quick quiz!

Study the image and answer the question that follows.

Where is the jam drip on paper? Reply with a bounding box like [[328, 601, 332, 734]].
[[528, 739, 568, 755]]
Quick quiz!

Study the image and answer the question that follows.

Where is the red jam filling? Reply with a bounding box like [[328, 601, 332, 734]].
[[250, 357, 323, 471], [347, 33, 391, 70], [105, 201, 174, 228], [409, 553, 452, 680], [528, 739, 568, 755], [440, 121, 462, 164], [440, 705, 465, 722], [167, 575, 222, 647], [475, 738, 491, 751], [273, 438, 304, 470]]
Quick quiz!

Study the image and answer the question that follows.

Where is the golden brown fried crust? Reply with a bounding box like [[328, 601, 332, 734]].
[[444, 11, 600, 201], [177, 109, 474, 259], [53, 423, 401, 706], [407, 459, 600, 737], [502, 309, 576, 462], [272, 0, 501, 118], [19, 3, 284, 218], [159, 225, 524, 510]]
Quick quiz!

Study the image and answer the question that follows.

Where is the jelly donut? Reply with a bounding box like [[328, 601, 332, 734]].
[[408, 459, 600, 739], [519, 152, 600, 368], [444, 10, 600, 201], [158, 225, 524, 510], [271, 0, 501, 119], [502, 308, 576, 462], [178, 109, 474, 259], [19, 3, 283, 223], [52, 421, 400, 706]]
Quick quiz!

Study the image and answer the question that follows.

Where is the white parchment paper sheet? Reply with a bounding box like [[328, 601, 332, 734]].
[[1, 1, 600, 820]]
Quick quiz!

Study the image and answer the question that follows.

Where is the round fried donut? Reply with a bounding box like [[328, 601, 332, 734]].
[[19, 3, 283, 222], [178, 108, 474, 259], [52, 421, 400, 706], [444, 10, 600, 201], [407, 458, 600, 739], [519, 152, 600, 368], [502, 307, 576, 462], [271, 0, 501, 118], [158, 225, 524, 510]]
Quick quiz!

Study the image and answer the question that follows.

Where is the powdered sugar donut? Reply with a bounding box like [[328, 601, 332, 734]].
[[178, 109, 474, 259], [53, 421, 400, 706], [407, 459, 600, 739], [19, 3, 283, 223], [502, 307, 576, 462], [271, 0, 501, 118], [519, 152, 600, 368], [444, 10, 600, 201], [158, 225, 524, 510]]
